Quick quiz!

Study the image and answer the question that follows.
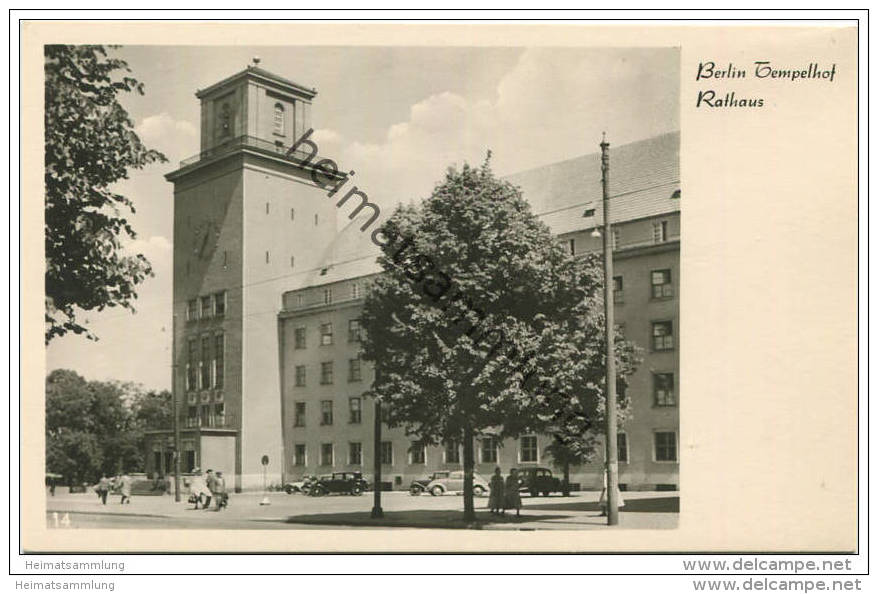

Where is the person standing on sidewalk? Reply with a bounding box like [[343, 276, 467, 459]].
[[213, 471, 227, 510], [119, 472, 132, 505], [188, 468, 211, 509], [204, 469, 216, 511], [504, 469, 522, 517], [96, 474, 110, 505], [488, 467, 505, 515]]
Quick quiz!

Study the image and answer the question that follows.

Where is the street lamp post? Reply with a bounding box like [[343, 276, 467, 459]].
[[600, 133, 620, 526], [172, 313, 181, 502], [371, 399, 384, 518]]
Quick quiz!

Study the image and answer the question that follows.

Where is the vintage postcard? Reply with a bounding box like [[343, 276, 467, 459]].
[[18, 19, 860, 555]]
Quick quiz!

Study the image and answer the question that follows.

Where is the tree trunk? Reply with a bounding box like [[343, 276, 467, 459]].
[[462, 423, 476, 522], [563, 461, 571, 497]]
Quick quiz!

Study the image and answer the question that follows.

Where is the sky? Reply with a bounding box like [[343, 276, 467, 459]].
[[46, 45, 680, 391]]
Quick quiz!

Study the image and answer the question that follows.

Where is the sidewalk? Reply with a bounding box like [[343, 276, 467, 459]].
[[46, 490, 678, 530]]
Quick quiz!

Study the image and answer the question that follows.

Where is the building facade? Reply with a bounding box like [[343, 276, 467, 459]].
[[146, 64, 680, 492]]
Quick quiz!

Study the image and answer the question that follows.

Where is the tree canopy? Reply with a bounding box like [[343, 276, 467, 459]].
[[44, 45, 166, 343], [360, 156, 640, 520], [45, 369, 171, 484]]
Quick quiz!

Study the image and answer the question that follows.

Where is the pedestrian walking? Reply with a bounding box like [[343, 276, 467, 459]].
[[119, 472, 132, 504], [96, 474, 110, 505], [213, 471, 227, 510], [488, 467, 505, 515], [504, 469, 522, 517]]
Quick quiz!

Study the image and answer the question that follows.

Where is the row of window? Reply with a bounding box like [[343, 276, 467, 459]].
[[294, 319, 362, 349], [291, 432, 679, 467], [611, 268, 674, 304], [292, 369, 673, 413], [186, 333, 225, 391], [294, 396, 363, 427], [566, 220, 672, 255], [186, 291, 226, 322], [293, 358, 362, 387], [293, 283, 363, 309]]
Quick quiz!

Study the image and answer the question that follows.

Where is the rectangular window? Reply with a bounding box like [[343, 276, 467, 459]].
[[348, 319, 362, 342], [409, 442, 426, 464], [348, 358, 362, 382], [320, 400, 333, 425], [611, 228, 620, 250], [296, 294, 304, 308], [294, 365, 306, 387], [617, 433, 629, 463], [323, 288, 332, 304], [187, 339, 197, 391], [214, 334, 224, 389], [349, 442, 362, 466], [294, 327, 306, 349], [290, 256, 295, 269], [568, 238, 576, 256], [320, 443, 334, 466], [214, 292, 226, 317], [445, 441, 460, 464], [320, 322, 333, 345], [294, 444, 306, 466], [265, 202, 270, 214], [652, 321, 674, 351], [187, 299, 198, 322], [320, 361, 333, 385], [613, 276, 624, 304], [200, 296, 212, 318], [380, 441, 393, 465], [352, 282, 360, 299], [200, 336, 211, 388], [480, 438, 499, 463], [651, 269, 673, 299], [265, 250, 270, 264], [294, 402, 306, 427], [290, 208, 295, 221], [653, 220, 668, 243], [654, 373, 676, 406], [655, 431, 677, 462], [520, 435, 538, 463], [349, 397, 362, 424]]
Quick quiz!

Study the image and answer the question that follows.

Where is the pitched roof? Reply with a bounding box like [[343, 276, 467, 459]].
[[295, 131, 680, 292], [507, 131, 680, 235], [196, 65, 317, 100]]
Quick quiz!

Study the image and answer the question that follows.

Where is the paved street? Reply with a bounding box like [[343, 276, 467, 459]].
[[45, 488, 677, 531]]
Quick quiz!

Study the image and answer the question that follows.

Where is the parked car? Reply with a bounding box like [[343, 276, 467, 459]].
[[409, 471, 452, 495], [426, 470, 490, 497], [309, 472, 368, 496], [513, 466, 562, 497], [283, 475, 317, 495]]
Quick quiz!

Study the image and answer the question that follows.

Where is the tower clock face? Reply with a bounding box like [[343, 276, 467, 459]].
[[192, 220, 219, 259]]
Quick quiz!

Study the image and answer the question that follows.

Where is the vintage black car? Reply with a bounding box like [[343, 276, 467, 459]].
[[513, 466, 562, 497], [309, 472, 368, 496]]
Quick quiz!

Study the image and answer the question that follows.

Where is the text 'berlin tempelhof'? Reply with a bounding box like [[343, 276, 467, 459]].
[[694, 61, 838, 108]]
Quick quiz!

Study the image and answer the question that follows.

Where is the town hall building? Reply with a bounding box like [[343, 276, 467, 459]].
[[145, 63, 680, 493]]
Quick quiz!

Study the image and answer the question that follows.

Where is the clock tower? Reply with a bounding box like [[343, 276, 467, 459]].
[[163, 61, 339, 491]]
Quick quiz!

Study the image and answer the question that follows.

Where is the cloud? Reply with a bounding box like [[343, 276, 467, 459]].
[[135, 113, 198, 163], [127, 234, 172, 262], [314, 48, 679, 216]]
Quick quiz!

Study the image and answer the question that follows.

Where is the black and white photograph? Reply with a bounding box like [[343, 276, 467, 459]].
[[42, 44, 680, 535], [15, 16, 862, 573]]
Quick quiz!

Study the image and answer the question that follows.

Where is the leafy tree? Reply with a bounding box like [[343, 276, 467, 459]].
[[45, 369, 171, 484], [44, 45, 166, 343], [360, 157, 639, 521]]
